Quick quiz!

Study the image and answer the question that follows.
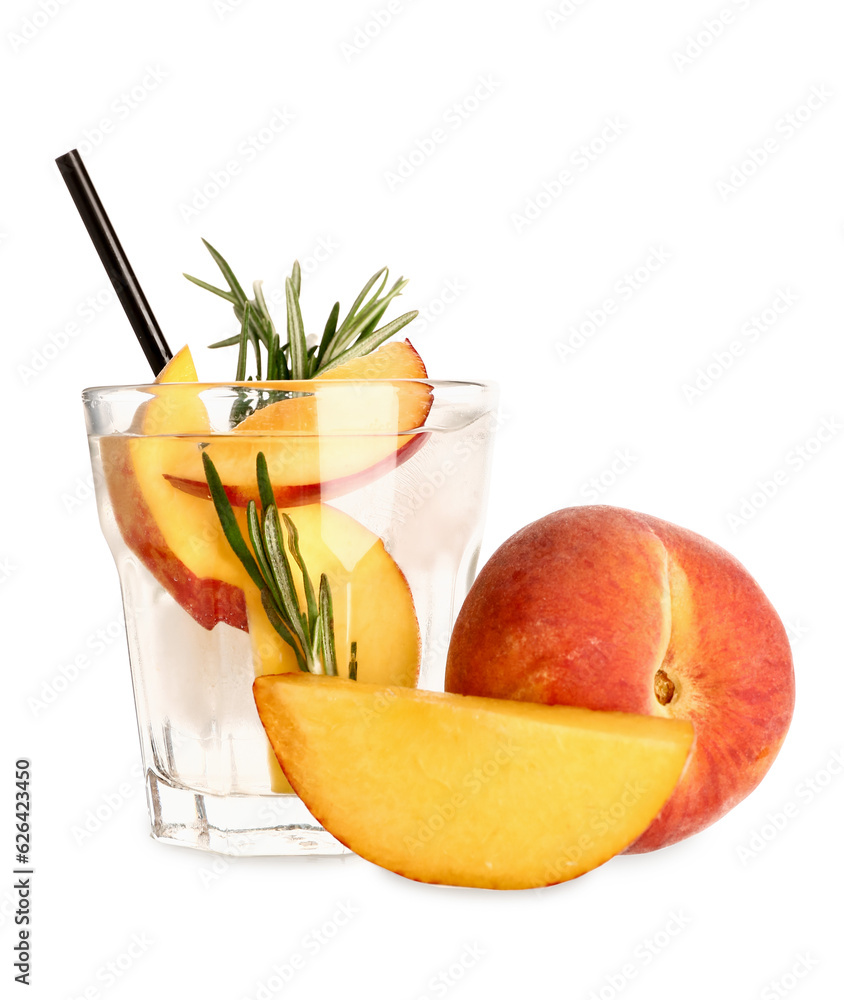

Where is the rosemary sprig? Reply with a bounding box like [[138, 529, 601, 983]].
[[184, 240, 418, 384], [202, 451, 358, 678]]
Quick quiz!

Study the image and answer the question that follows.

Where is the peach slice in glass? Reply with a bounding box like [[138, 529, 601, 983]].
[[163, 340, 432, 507], [101, 346, 252, 630], [246, 504, 420, 792]]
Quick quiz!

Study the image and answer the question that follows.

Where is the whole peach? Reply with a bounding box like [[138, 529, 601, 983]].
[[445, 506, 795, 852]]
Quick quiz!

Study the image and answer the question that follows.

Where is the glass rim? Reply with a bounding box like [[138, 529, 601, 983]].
[[82, 378, 499, 437], [82, 378, 497, 399]]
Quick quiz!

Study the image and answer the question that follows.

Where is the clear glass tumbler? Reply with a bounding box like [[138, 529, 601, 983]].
[[83, 377, 498, 855]]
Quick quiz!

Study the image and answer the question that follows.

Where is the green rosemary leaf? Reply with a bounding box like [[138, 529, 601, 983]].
[[274, 333, 289, 379], [192, 241, 414, 384], [250, 323, 263, 381], [205, 447, 360, 679], [352, 296, 392, 342], [233, 303, 271, 353], [183, 273, 237, 303], [359, 267, 390, 309], [324, 275, 406, 361], [202, 453, 264, 591], [315, 301, 340, 367], [260, 589, 307, 672], [252, 280, 275, 332], [333, 267, 387, 343], [202, 238, 249, 304], [252, 289, 276, 377], [207, 333, 242, 349], [255, 452, 275, 513], [299, 609, 311, 648], [266, 329, 277, 380], [320, 311, 418, 373], [306, 344, 319, 377], [319, 574, 338, 676], [355, 275, 408, 326], [241, 305, 268, 375], [355, 277, 410, 338], [310, 615, 323, 673], [263, 506, 309, 653], [281, 513, 318, 639], [285, 277, 308, 380], [247, 500, 285, 612], [334, 269, 389, 348], [235, 303, 250, 381]]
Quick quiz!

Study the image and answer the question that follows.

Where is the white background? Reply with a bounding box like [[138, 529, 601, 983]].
[[4, 0, 843, 997]]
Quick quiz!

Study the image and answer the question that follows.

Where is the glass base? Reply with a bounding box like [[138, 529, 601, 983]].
[[146, 770, 350, 857]]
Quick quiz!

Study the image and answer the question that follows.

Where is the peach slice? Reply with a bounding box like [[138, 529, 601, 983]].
[[245, 502, 420, 685], [101, 346, 251, 630], [247, 505, 420, 793], [163, 340, 432, 507], [253, 675, 694, 889]]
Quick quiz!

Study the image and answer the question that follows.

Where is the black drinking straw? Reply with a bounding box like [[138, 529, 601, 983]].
[[55, 149, 173, 376]]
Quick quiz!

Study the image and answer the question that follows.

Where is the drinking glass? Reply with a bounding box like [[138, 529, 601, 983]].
[[83, 378, 498, 855]]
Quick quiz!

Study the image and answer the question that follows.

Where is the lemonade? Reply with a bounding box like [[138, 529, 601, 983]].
[[85, 359, 497, 854]]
